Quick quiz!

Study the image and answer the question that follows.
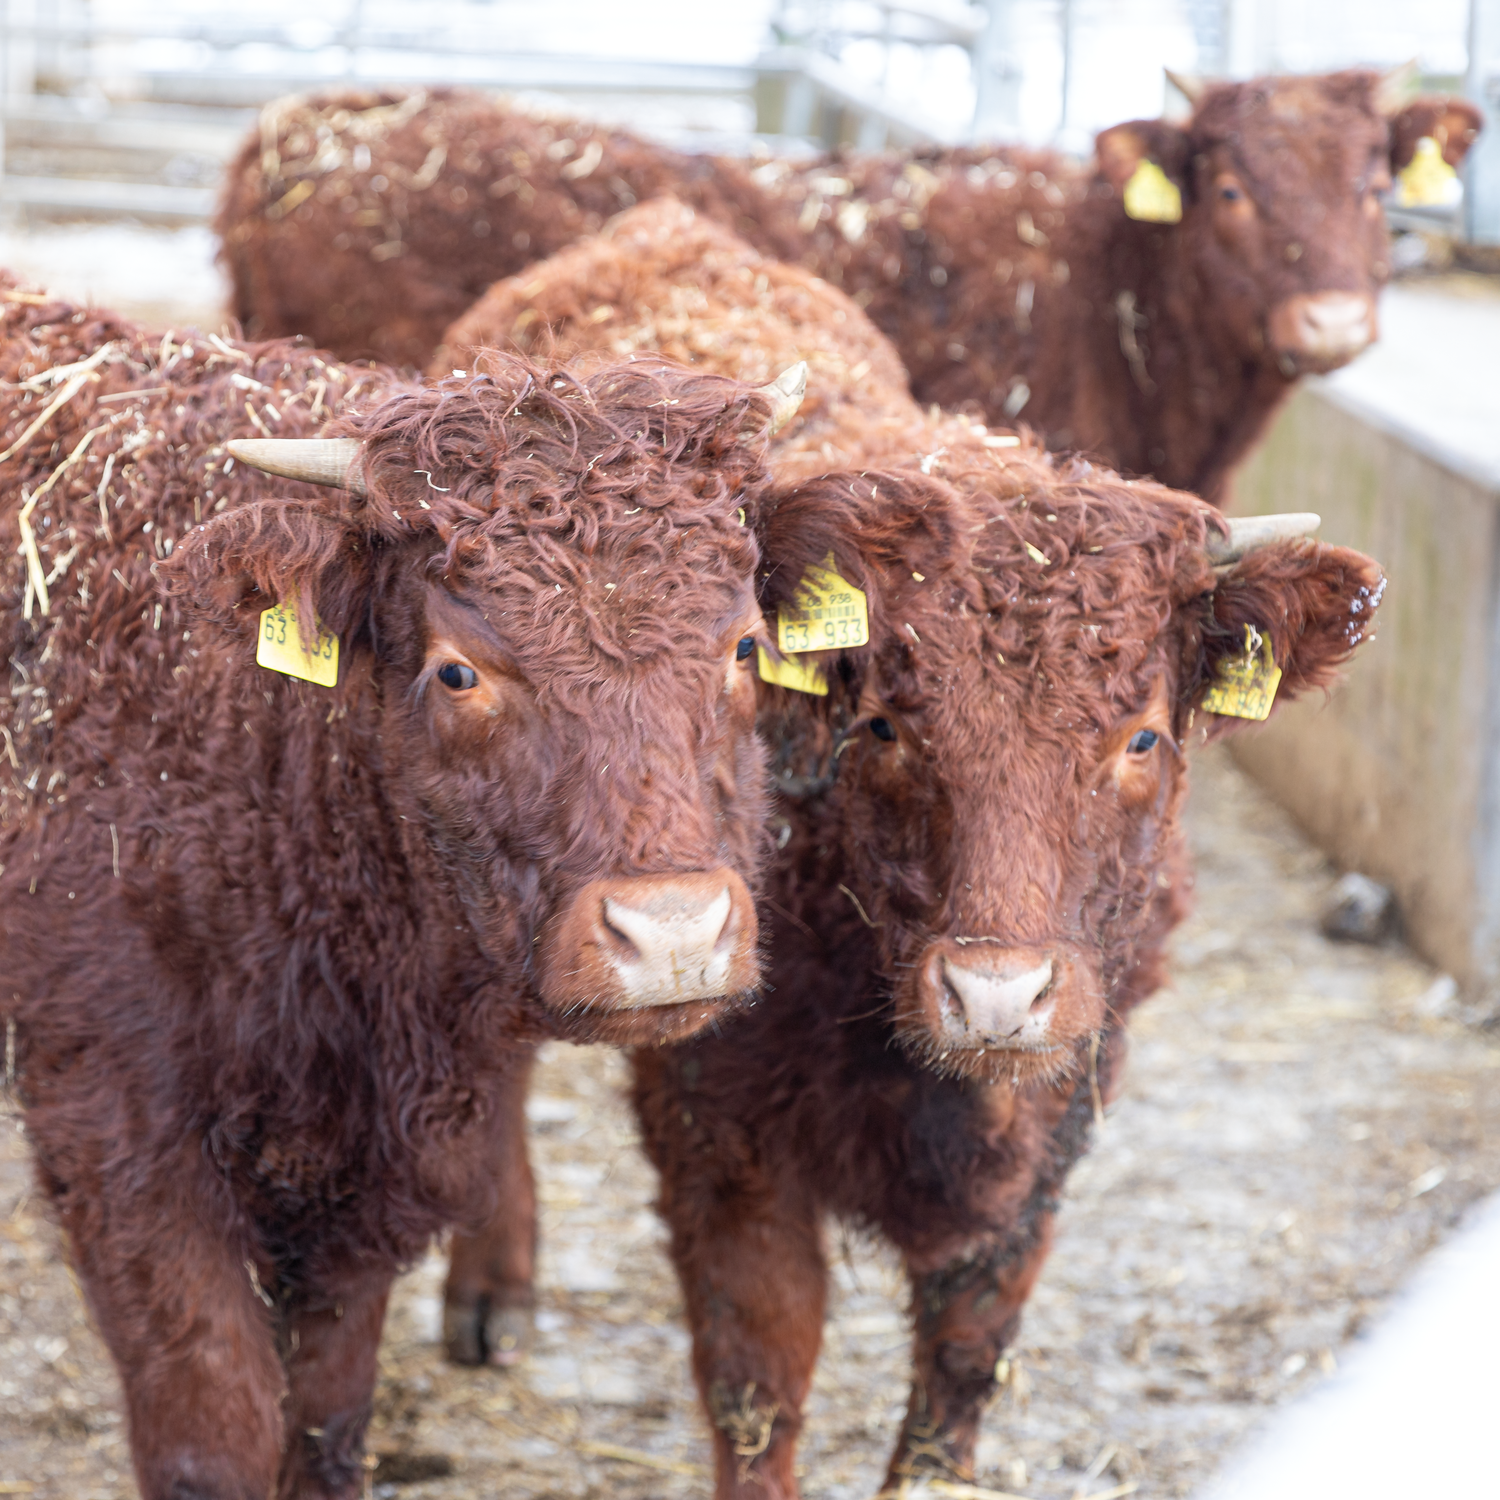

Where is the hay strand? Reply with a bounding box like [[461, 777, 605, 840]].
[[576, 1441, 706, 1479]]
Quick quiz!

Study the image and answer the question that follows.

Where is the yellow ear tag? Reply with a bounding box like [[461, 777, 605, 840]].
[[776, 552, 870, 655], [757, 645, 828, 696], [1201, 624, 1281, 721], [1396, 136, 1460, 209], [257, 599, 339, 687], [1123, 160, 1183, 224]]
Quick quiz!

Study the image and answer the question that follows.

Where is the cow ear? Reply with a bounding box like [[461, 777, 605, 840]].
[[1096, 120, 1192, 200], [1387, 95, 1484, 170], [162, 500, 371, 643], [1188, 541, 1385, 732]]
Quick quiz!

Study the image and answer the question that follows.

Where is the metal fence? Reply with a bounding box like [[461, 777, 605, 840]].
[[0, 0, 1494, 245]]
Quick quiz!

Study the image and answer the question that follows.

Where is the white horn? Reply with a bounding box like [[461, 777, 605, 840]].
[[1165, 68, 1208, 107], [756, 361, 808, 436], [1375, 58, 1419, 117], [1207, 512, 1321, 564], [226, 437, 366, 498]]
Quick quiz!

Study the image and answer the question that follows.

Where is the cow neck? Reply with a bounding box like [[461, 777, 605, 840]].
[[1065, 196, 1294, 503]]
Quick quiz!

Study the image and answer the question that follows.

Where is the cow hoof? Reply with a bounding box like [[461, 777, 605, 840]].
[[443, 1299, 535, 1367], [483, 1304, 534, 1367], [443, 1300, 486, 1367]]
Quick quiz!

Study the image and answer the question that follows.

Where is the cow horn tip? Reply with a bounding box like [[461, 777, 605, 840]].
[[227, 436, 366, 496], [1164, 68, 1208, 107], [1209, 512, 1322, 564], [758, 361, 808, 435]]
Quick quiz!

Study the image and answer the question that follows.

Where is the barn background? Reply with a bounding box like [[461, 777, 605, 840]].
[[2, 3, 1499, 1498]]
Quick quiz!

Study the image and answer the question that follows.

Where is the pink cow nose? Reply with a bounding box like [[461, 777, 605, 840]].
[[539, 869, 758, 1015], [1267, 291, 1377, 371], [919, 942, 1059, 1050]]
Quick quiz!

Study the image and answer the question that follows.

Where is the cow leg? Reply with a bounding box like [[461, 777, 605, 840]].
[[634, 1049, 827, 1497], [673, 1189, 827, 1500], [442, 1047, 538, 1366], [276, 1270, 393, 1499], [47, 1150, 286, 1500], [885, 1220, 1055, 1490]]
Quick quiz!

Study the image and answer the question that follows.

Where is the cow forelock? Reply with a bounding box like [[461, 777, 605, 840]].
[[1182, 73, 1390, 371]]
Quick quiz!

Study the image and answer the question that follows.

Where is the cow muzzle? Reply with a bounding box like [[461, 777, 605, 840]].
[[1267, 291, 1377, 373], [538, 869, 758, 1014], [915, 939, 1074, 1053]]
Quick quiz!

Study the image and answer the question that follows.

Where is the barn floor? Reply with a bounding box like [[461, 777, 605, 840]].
[[3, 744, 1499, 1500]]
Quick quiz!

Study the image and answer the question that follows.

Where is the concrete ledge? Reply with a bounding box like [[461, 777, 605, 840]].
[[1231, 285, 1500, 1000]]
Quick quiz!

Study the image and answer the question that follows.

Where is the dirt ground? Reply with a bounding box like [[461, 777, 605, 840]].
[[2, 741, 1498, 1500]]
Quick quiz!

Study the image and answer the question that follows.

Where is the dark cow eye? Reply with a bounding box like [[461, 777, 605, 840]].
[[869, 716, 898, 742], [1128, 728, 1159, 754], [736, 636, 755, 662], [437, 662, 478, 691], [1219, 183, 1242, 202]]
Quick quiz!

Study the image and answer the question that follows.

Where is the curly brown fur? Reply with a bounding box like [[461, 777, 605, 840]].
[[434, 197, 918, 484], [0, 279, 805, 1498]]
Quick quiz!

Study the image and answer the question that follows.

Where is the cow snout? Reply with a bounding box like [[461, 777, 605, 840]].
[[1267, 292, 1377, 372], [540, 869, 758, 1013], [917, 941, 1061, 1051]]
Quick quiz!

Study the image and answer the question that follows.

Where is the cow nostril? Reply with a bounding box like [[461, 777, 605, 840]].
[[940, 975, 964, 1020], [599, 899, 643, 958]]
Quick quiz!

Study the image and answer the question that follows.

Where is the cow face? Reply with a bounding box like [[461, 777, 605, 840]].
[[757, 458, 1382, 1086], [177, 360, 804, 1047], [1097, 71, 1482, 378]]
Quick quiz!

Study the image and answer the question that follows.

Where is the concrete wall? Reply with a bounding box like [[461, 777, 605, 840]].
[[1231, 381, 1500, 1001]]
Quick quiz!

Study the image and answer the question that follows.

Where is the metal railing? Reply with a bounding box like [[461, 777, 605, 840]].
[[0, 1, 1002, 223]]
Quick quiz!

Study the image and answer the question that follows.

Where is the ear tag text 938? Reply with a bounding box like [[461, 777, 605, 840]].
[[257, 599, 339, 687], [1201, 624, 1281, 721], [1123, 160, 1183, 224], [758, 553, 868, 696]]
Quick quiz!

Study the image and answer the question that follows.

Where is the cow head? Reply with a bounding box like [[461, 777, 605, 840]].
[[172, 357, 808, 1046], [756, 452, 1382, 1086], [1096, 69, 1483, 377]]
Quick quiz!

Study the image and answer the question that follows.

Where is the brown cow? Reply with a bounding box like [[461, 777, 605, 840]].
[[0, 281, 818, 1498], [214, 87, 804, 370], [216, 73, 1478, 498], [631, 474, 1381, 1497], [428, 206, 1385, 1497]]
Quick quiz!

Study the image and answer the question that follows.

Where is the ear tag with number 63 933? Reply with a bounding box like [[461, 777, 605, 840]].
[[1201, 623, 1281, 721], [759, 553, 868, 695], [1123, 159, 1183, 223], [775, 553, 869, 655], [257, 599, 339, 687]]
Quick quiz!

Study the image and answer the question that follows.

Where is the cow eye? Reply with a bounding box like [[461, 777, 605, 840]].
[[736, 636, 755, 662], [1127, 728, 1159, 754], [1219, 183, 1242, 202], [869, 716, 898, 742], [437, 661, 478, 691]]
